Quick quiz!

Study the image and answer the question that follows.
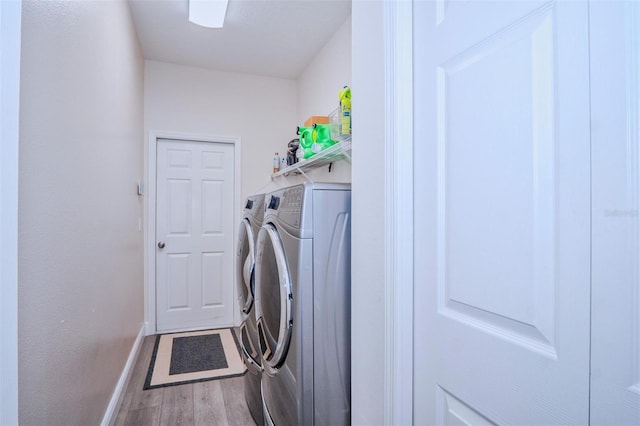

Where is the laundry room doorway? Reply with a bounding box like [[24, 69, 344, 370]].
[[147, 133, 241, 334]]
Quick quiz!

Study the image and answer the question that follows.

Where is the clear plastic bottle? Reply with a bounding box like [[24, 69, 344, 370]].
[[273, 152, 280, 173]]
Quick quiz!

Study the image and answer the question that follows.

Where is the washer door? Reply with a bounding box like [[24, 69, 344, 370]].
[[239, 319, 262, 374], [255, 223, 293, 375], [236, 218, 255, 314]]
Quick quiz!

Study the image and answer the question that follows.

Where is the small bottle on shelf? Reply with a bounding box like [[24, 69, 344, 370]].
[[273, 152, 280, 173]]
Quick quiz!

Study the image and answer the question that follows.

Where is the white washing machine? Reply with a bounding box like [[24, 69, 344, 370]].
[[254, 182, 351, 426], [236, 193, 265, 425]]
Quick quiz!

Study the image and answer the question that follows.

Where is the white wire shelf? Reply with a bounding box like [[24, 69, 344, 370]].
[[272, 137, 351, 179]]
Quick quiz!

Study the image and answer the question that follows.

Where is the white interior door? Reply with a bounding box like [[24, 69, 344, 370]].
[[156, 138, 234, 332], [412, 1, 591, 424]]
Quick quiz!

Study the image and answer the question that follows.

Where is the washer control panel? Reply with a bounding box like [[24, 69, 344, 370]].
[[245, 194, 265, 222]]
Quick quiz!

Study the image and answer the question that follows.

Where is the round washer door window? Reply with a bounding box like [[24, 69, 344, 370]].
[[254, 223, 293, 375]]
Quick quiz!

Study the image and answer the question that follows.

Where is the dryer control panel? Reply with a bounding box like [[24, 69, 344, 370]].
[[265, 185, 304, 231], [263, 183, 350, 239], [281, 186, 303, 212]]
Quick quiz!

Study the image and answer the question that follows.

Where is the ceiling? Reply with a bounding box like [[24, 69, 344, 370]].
[[128, 0, 352, 80]]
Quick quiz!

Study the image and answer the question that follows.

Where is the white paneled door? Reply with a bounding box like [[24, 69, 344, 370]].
[[413, 1, 591, 424], [156, 139, 234, 332]]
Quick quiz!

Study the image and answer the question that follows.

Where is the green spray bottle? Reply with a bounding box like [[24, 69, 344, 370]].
[[339, 85, 351, 135]]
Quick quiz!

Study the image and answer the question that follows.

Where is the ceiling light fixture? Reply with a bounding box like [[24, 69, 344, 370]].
[[189, 0, 229, 29]]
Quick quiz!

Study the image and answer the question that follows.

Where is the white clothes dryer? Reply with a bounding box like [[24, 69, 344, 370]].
[[255, 182, 351, 426], [236, 193, 265, 425]]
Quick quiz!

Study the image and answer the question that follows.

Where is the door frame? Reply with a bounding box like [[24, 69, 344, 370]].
[[0, 0, 21, 423], [382, 1, 414, 424], [145, 131, 242, 335]]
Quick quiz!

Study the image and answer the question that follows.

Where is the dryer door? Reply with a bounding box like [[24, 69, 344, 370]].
[[236, 218, 255, 314], [255, 223, 293, 375]]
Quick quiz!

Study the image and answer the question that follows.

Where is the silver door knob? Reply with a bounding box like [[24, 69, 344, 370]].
[[157, 241, 165, 249]]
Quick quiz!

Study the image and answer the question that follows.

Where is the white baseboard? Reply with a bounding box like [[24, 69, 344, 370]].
[[101, 324, 145, 426]]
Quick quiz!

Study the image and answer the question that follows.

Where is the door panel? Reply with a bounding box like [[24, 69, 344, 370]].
[[437, 387, 495, 426], [168, 179, 190, 234], [202, 181, 223, 233], [439, 6, 556, 354], [413, 1, 590, 424], [156, 139, 234, 332], [201, 252, 224, 306], [167, 253, 189, 309]]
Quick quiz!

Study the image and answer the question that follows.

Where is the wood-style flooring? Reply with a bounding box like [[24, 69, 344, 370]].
[[112, 335, 257, 426]]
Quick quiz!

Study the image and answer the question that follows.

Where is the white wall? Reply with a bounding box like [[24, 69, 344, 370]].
[[18, 1, 144, 424], [351, 2, 386, 424], [144, 14, 353, 202], [258, 14, 353, 192], [144, 60, 298, 200], [294, 15, 352, 185], [0, 1, 21, 424], [297, 15, 352, 126]]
